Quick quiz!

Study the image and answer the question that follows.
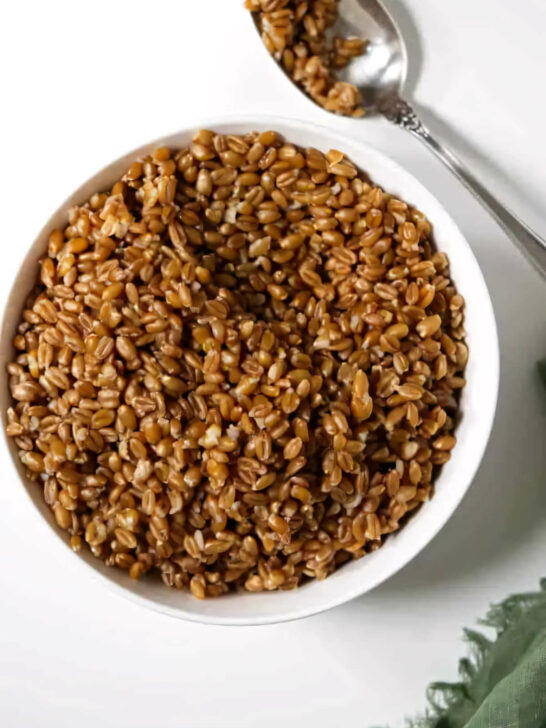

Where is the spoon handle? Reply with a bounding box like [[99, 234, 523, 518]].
[[382, 98, 546, 277]]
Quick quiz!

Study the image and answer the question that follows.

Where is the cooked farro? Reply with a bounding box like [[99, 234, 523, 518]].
[[6, 128, 467, 598], [246, 0, 366, 117]]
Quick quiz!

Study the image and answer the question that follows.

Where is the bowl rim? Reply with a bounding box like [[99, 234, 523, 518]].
[[0, 113, 499, 625]]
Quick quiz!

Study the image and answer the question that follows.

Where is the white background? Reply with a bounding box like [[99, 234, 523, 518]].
[[1, 1, 545, 726]]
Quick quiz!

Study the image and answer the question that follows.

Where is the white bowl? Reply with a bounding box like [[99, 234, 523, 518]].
[[0, 115, 499, 625]]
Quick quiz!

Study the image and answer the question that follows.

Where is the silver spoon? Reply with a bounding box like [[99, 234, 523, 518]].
[[251, 0, 546, 276]]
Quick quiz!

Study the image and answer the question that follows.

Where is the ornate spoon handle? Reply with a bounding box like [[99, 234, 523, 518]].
[[382, 97, 546, 277]]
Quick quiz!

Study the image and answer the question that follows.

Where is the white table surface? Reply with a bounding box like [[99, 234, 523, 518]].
[[1, 1, 545, 726]]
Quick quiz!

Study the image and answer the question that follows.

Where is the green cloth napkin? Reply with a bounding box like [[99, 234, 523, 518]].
[[410, 580, 546, 728]]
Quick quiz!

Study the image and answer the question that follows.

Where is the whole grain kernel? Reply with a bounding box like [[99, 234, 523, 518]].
[[190, 575, 206, 599], [283, 437, 303, 460], [433, 434, 457, 451]]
